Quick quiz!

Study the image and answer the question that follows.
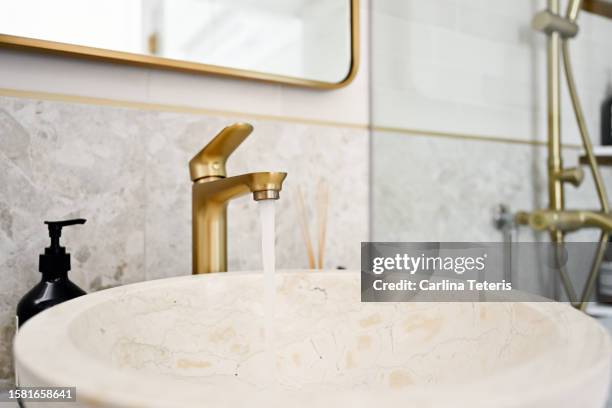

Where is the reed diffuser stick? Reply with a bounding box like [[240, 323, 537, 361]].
[[296, 187, 316, 269], [317, 181, 329, 270]]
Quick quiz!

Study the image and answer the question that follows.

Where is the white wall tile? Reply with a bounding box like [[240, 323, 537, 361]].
[[0, 49, 150, 101], [146, 68, 283, 116], [372, 0, 612, 144]]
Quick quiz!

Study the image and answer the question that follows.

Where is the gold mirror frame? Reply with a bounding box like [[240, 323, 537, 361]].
[[0, 0, 359, 89], [582, 0, 612, 19]]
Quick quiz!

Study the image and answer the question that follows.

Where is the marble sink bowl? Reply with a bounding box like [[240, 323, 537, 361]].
[[14, 271, 611, 408]]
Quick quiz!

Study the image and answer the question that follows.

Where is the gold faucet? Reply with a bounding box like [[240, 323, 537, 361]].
[[517, 210, 612, 234], [517, 0, 612, 310], [189, 123, 287, 274]]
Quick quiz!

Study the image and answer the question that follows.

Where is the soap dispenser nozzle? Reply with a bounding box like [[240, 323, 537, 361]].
[[44, 219, 86, 254], [40, 218, 86, 276]]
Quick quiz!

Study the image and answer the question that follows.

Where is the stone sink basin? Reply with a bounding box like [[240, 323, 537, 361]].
[[14, 271, 611, 407]]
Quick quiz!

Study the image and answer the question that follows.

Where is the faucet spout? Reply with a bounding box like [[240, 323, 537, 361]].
[[190, 123, 287, 275], [193, 172, 286, 202], [192, 171, 287, 275]]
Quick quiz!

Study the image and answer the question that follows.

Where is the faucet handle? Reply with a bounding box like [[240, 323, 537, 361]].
[[556, 167, 584, 187], [189, 123, 253, 181]]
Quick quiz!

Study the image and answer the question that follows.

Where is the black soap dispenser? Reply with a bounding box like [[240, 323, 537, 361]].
[[16, 219, 87, 328]]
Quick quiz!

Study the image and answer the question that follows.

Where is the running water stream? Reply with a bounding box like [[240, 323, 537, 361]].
[[258, 199, 276, 385]]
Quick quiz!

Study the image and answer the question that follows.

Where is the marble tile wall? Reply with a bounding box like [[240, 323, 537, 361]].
[[371, 130, 612, 298], [371, 132, 546, 242], [0, 96, 369, 384]]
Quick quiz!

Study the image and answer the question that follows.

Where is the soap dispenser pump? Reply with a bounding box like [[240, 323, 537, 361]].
[[16, 219, 87, 328]]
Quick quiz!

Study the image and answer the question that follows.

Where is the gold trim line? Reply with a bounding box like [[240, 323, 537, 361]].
[[0, 87, 368, 130], [0, 88, 581, 149], [373, 125, 581, 149]]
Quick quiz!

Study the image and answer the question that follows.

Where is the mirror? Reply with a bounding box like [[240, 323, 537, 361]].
[[582, 0, 612, 19], [0, 0, 358, 88]]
